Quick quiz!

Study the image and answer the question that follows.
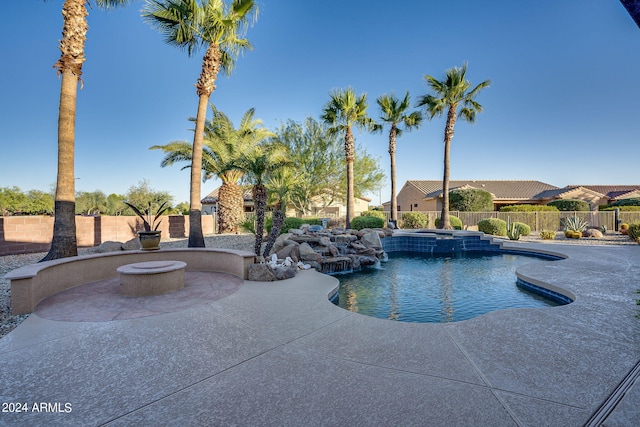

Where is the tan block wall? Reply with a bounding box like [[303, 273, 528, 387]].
[[0, 215, 216, 256]]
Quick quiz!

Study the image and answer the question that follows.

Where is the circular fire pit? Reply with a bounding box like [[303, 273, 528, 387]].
[[117, 260, 186, 297]]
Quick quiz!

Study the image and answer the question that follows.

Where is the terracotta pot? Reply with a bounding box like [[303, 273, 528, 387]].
[[138, 231, 162, 251]]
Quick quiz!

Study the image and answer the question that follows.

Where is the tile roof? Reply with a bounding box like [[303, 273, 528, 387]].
[[201, 186, 253, 204], [565, 185, 640, 199], [407, 180, 560, 200]]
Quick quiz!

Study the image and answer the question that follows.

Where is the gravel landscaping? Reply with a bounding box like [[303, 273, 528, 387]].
[[0, 231, 635, 340]]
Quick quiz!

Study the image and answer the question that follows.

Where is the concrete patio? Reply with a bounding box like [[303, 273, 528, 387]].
[[0, 242, 638, 426]]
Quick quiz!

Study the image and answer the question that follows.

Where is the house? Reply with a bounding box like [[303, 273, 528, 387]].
[[201, 187, 371, 218], [383, 180, 640, 212]]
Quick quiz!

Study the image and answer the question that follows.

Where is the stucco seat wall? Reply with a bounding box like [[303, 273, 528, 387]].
[[6, 248, 255, 315]]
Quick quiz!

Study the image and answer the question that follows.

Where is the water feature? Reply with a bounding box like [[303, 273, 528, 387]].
[[331, 251, 567, 323]]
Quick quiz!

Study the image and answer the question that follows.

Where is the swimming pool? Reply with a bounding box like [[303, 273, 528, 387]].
[[331, 250, 568, 323]]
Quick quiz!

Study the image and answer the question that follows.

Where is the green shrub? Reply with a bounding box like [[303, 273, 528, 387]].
[[540, 230, 556, 240], [500, 204, 559, 212], [401, 212, 429, 229], [351, 215, 385, 230], [547, 199, 590, 211], [281, 217, 322, 234], [628, 223, 640, 241], [612, 198, 640, 207], [600, 205, 640, 211], [435, 215, 463, 230], [449, 188, 493, 212], [514, 221, 531, 236], [360, 210, 385, 219], [477, 218, 507, 236]]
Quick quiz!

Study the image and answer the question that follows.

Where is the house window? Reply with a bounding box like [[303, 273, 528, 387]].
[[397, 206, 401, 211], [414, 203, 418, 207]]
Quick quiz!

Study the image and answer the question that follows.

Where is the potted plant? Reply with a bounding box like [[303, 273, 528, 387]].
[[124, 201, 170, 250]]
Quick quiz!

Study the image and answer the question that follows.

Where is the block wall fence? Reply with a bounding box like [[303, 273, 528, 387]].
[[0, 215, 214, 256]]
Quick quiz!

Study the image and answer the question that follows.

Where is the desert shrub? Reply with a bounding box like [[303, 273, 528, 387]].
[[627, 223, 640, 241], [281, 217, 322, 233], [499, 204, 559, 212], [360, 210, 385, 219], [540, 230, 556, 240], [449, 188, 493, 212], [514, 221, 531, 236], [351, 215, 384, 230], [478, 218, 507, 236], [612, 198, 640, 207], [620, 223, 629, 235], [401, 212, 429, 229], [435, 215, 463, 230], [547, 199, 590, 211]]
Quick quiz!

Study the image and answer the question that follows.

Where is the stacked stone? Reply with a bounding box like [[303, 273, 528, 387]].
[[270, 224, 390, 275]]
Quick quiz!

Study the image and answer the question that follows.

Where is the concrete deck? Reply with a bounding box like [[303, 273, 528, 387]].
[[0, 242, 638, 426]]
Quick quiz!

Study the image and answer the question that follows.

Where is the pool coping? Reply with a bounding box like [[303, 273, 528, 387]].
[[0, 241, 638, 426]]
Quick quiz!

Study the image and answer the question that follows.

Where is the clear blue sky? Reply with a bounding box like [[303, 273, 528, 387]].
[[1, 0, 639, 206]]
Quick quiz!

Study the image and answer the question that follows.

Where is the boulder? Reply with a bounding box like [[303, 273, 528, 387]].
[[361, 231, 382, 249], [275, 243, 300, 262], [248, 264, 277, 282], [122, 238, 140, 251], [583, 229, 603, 238], [335, 234, 358, 244], [272, 233, 293, 253], [93, 241, 126, 253], [358, 255, 379, 267], [299, 242, 322, 262], [273, 266, 297, 280]]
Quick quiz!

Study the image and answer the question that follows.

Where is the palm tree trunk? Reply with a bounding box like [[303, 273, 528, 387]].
[[217, 181, 243, 234], [345, 126, 355, 229], [439, 106, 457, 229], [188, 93, 208, 247], [252, 184, 267, 256], [42, 0, 88, 261], [389, 124, 398, 222], [263, 201, 284, 258], [189, 44, 221, 246]]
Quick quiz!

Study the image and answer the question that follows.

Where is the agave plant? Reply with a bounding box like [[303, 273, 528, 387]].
[[563, 215, 589, 233], [506, 217, 521, 241], [124, 201, 170, 231]]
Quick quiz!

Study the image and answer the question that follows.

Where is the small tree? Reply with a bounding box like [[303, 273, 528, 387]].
[[449, 188, 493, 212], [548, 199, 590, 211]]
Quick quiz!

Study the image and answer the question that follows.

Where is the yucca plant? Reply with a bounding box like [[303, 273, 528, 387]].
[[124, 201, 170, 231], [563, 215, 589, 233]]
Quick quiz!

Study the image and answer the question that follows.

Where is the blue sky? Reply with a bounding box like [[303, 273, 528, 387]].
[[1, 0, 639, 206]]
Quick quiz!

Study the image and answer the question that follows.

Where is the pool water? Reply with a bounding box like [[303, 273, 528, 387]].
[[332, 251, 560, 323]]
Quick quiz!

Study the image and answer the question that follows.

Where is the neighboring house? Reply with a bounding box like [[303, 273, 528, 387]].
[[383, 180, 640, 212], [201, 187, 371, 218], [201, 187, 254, 215]]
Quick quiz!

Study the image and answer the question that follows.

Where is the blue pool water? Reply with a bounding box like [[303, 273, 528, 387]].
[[331, 251, 563, 323]]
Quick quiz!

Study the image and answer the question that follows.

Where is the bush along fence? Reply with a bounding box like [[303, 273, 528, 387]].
[[384, 210, 640, 232]]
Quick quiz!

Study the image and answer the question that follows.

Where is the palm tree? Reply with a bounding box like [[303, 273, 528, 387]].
[[321, 88, 378, 229], [150, 106, 270, 234], [41, 0, 132, 261], [143, 0, 258, 247], [236, 143, 288, 257], [376, 91, 423, 224], [417, 63, 490, 229], [262, 167, 300, 258]]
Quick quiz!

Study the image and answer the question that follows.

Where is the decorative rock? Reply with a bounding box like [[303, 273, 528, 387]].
[[289, 229, 304, 235], [308, 225, 323, 233], [299, 243, 322, 262], [358, 255, 379, 267], [273, 266, 297, 280], [272, 233, 293, 253], [350, 242, 367, 251], [248, 264, 277, 282], [276, 243, 300, 262], [122, 238, 141, 251], [583, 229, 603, 238], [93, 241, 126, 253], [335, 234, 358, 244], [361, 231, 382, 249]]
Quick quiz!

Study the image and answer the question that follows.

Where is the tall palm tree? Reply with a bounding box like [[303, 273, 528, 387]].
[[236, 143, 288, 257], [143, 0, 258, 247], [417, 63, 490, 229], [150, 106, 270, 234], [376, 91, 423, 224], [321, 88, 378, 229], [42, 0, 132, 261]]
